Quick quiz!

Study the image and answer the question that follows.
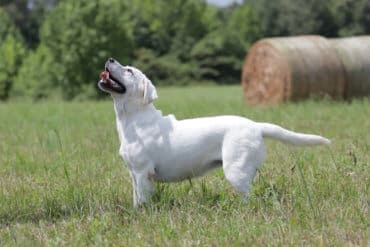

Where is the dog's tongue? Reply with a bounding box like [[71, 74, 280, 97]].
[[100, 71, 109, 80]]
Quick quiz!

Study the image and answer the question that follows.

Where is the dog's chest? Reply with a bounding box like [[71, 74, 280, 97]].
[[119, 142, 148, 169], [118, 125, 163, 168]]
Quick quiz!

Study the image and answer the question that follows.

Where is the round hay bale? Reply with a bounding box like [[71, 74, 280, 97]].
[[242, 35, 346, 106], [330, 36, 370, 98]]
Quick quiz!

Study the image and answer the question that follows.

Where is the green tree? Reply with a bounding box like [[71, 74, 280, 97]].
[[40, 0, 133, 99], [130, 0, 221, 85], [227, 3, 262, 48], [133, 48, 198, 86], [0, 0, 59, 48], [190, 30, 245, 84], [331, 0, 370, 36], [130, 0, 218, 58], [12, 45, 58, 100], [0, 8, 26, 100], [245, 0, 337, 37], [183, 2, 261, 84]]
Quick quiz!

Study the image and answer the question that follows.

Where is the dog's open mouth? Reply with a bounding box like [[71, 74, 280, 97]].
[[98, 69, 126, 94]]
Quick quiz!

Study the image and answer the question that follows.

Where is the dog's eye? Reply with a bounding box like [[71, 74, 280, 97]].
[[127, 68, 133, 74]]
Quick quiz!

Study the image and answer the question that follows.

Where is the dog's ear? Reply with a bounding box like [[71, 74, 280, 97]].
[[143, 78, 158, 105]]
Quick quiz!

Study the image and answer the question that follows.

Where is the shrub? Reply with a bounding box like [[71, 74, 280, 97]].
[[0, 8, 26, 100], [13, 45, 60, 100], [133, 48, 199, 86], [40, 0, 134, 99], [190, 30, 245, 84]]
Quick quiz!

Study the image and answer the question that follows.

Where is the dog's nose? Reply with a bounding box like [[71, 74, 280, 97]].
[[108, 57, 115, 63]]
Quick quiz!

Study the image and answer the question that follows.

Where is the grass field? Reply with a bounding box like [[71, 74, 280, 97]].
[[0, 86, 369, 246]]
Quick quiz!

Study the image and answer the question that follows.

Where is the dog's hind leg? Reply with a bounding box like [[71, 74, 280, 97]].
[[222, 130, 266, 199]]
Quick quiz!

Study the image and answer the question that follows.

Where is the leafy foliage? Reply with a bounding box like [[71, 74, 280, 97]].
[[0, 0, 369, 100], [331, 0, 370, 36], [246, 0, 337, 37], [130, 0, 218, 57], [0, 0, 58, 48], [12, 45, 59, 99], [0, 8, 26, 100], [130, 0, 221, 86], [40, 0, 133, 99], [190, 30, 245, 84], [133, 48, 198, 86], [227, 3, 262, 47]]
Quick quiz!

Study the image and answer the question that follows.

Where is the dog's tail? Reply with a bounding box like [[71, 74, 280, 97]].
[[259, 122, 331, 146]]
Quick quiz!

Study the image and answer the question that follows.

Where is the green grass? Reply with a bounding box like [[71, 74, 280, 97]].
[[0, 85, 369, 246]]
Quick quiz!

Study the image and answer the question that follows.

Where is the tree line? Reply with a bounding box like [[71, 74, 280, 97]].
[[0, 0, 369, 100]]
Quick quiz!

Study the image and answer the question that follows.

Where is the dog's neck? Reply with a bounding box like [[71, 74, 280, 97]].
[[113, 96, 162, 128]]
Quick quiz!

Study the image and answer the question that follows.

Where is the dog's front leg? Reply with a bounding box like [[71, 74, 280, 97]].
[[129, 171, 139, 208], [132, 170, 155, 208]]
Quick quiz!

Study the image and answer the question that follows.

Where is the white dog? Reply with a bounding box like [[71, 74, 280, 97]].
[[98, 58, 330, 208]]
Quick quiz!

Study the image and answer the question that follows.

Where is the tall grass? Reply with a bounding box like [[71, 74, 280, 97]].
[[0, 86, 368, 246]]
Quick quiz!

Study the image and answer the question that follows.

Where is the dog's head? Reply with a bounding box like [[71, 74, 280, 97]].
[[98, 58, 157, 105]]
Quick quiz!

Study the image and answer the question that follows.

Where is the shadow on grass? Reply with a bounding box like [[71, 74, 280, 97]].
[[0, 189, 134, 226]]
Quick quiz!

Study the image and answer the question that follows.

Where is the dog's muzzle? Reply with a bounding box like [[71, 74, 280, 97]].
[[98, 64, 126, 94]]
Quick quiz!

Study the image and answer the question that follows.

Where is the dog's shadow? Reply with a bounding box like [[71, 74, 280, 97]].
[[147, 180, 237, 212], [0, 191, 134, 226]]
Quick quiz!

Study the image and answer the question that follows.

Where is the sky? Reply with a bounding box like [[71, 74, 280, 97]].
[[206, 0, 243, 7]]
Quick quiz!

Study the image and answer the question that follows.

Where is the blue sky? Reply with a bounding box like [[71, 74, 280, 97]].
[[206, 0, 243, 7]]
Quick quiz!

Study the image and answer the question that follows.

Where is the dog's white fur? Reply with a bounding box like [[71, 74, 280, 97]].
[[99, 59, 330, 208]]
